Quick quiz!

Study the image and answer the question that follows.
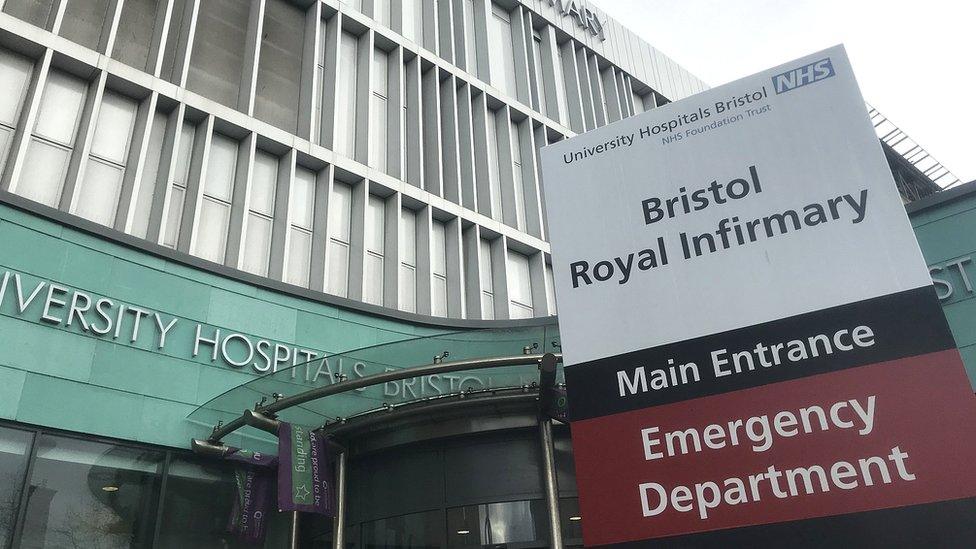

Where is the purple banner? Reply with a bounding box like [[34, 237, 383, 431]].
[[227, 466, 274, 543], [277, 423, 336, 516], [224, 447, 279, 468]]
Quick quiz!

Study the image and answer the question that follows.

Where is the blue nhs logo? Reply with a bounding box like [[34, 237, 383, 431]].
[[771, 58, 835, 94]]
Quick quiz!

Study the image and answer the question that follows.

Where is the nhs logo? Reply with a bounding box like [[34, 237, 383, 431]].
[[771, 58, 835, 94]]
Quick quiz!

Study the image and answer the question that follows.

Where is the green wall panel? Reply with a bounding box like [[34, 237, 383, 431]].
[[5, 184, 971, 453]]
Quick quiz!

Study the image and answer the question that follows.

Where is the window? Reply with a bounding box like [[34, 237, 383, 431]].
[[401, 0, 423, 43], [17, 435, 164, 548], [186, 0, 249, 109], [158, 456, 288, 547], [0, 426, 32, 546], [545, 262, 557, 314], [370, 48, 390, 172], [19, 70, 87, 207], [192, 133, 237, 263], [286, 167, 317, 287], [480, 238, 494, 319], [462, 0, 478, 74], [488, 4, 517, 97], [362, 510, 444, 548], [129, 110, 168, 239], [111, 0, 159, 72], [372, 0, 390, 26], [60, 0, 112, 51], [335, 31, 359, 158], [255, 0, 305, 134], [485, 110, 503, 221], [431, 220, 449, 317], [242, 151, 278, 276], [447, 500, 550, 546], [532, 30, 548, 115], [162, 122, 195, 248], [510, 119, 527, 231], [0, 48, 33, 175], [508, 250, 533, 319], [399, 208, 418, 313], [74, 91, 139, 227], [364, 194, 385, 305], [326, 182, 353, 297]]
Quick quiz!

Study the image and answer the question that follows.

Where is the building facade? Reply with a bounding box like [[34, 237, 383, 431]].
[[0, 0, 963, 548]]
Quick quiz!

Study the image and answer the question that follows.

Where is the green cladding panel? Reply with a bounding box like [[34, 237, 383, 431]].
[[0, 201, 549, 451], [2, 183, 975, 452], [909, 186, 976, 389]]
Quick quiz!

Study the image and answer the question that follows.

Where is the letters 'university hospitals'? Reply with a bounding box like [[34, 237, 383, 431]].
[[540, 45, 976, 546], [0, 0, 971, 546]]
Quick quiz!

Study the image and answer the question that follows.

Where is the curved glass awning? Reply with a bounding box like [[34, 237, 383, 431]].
[[187, 323, 563, 449]]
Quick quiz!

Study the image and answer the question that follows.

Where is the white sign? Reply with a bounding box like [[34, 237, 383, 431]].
[[541, 45, 930, 367]]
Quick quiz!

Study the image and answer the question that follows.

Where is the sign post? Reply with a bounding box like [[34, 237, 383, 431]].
[[540, 45, 976, 546]]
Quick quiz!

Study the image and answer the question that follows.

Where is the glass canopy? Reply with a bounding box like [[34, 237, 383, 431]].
[[187, 322, 563, 450]]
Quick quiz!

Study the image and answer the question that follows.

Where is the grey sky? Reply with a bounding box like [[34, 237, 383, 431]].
[[593, 0, 975, 183]]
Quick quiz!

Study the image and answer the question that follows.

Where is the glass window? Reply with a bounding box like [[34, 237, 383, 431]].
[[335, 31, 359, 158], [488, 3, 517, 97], [462, 0, 477, 74], [370, 48, 390, 173], [193, 134, 237, 263], [18, 435, 164, 548], [60, 0, 112, 51], [480, 238, 494, 320], [19, 70, 87, 207], [446, 500, 549, 547], [129, 111, 168, 239], [158, 456, 288, 548], [510, 119, 526, 231], [76, 159, 124, 226], [372, 0, 390, 26], [508, 250, 533, 319], [326, 182, 353, 297], [187, 0, 249, 109], [362, 509, 444, 548], [242, 151, 277, 276], [33, 70, 87, 145], [75, 92, 139, 226], [162, 122, 195, 248], [255, 0, 305, 134], [3, 0, 55, 29], [485, 110, 503, 221], [285, 167, 317, 287], [363, 194, 385, 305], [532, 31, 548, 115], [88, 92, 138, 165], [111, 0, 159, 72], [0, 48, 33, 174], [431, 220, 448, 317], [559, 497, 583, 545], [400, 0, 423, 43], [545, 263, 556, 314], [399, 208, 418, 313], [0, 426, 32, 547]]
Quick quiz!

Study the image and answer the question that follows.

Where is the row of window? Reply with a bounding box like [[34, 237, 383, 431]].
[[0, 46, 555, 319], [2, 0, 663, 144], [0, 423, 301, 548], [0, 0, 663, 319], [0, 422, 583, 548]]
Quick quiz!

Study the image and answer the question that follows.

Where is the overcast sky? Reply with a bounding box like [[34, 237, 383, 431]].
[[594, 0, 975, 183]]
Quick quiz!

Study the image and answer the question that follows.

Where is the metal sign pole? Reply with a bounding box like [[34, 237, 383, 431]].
[[333, 451, 347, 549], [539, 417, 564, 548], [289, 511, 300, 549]]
